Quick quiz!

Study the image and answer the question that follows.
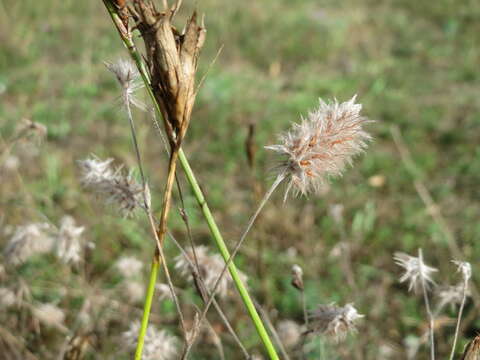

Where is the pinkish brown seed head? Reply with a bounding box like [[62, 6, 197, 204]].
[[266, 96, 372, 199]]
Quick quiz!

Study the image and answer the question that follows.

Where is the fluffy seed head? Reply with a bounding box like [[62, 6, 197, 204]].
[[266, 96, 372, 198], [436, 284, 469, 311], [394, 252, 438, 292], [277, 320, 302, 348], [16, 118, 48, 141], [174, 245, 248, 298], [55, 216, 85, 265], [122, 281, 145, 304], [78, 156, 115, 184], [105, 59, 145, 110], [4, 223, 55, 265], [155, 283, 174, 301], [115, 256, 143, 278], [308, 303, 364, 341], [32, 303, 66, 330], [452, 260, 472, 282], [123, 322, 178, 360], [78, 156, 144, 217], [0, 287, 17, 307]]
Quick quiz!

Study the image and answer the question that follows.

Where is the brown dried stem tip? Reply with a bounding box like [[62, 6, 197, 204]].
[[130, 0, 206, 147]]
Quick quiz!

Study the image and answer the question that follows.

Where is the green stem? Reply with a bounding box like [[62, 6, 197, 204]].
[[178, 150, 279, 360], [102, 3, 279, 359], [134, 257, 159, 360]]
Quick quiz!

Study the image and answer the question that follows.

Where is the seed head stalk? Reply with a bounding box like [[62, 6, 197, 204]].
[[183, 172, 286, 359], [101, 2, 280, 359], [418, 249, 435, 360], [449, 261, 471, 360], [449, 279, 467, 360]]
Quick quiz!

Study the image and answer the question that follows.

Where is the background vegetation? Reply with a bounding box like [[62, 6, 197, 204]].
[[1, 0, 480, 359]]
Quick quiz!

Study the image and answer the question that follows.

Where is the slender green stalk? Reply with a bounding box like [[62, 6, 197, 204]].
[[135, 257, 159, 360], [102, 3, 279, 358], [179, 150, 279, 359]]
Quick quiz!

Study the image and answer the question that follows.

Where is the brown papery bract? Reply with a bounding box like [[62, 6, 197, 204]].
[[129, 0, 206, 145]]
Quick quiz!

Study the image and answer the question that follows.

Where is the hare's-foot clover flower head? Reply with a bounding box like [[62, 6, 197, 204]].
[[394, 252, 438, 292], [266, 96, 372, 199]]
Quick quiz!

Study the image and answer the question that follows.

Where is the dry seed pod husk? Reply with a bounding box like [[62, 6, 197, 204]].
[[461, 335, 480, 360], [291, 264, 304, 291], [130, 0, 206, 145]]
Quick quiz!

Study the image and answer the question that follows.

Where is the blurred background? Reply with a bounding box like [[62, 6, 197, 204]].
[[1, 0, 480, 359]]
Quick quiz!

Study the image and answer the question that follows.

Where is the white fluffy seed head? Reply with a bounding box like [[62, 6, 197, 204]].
[[0, 287, 17, 307], [4, 223, 55, 265], [277, 320, 302, 348], [105, 59, 145, 110], [32, 303, 66, 330], [78, 156, 115, 185], [78, 156, 144, 217], [174, 246, 248, 299], [55, 216, 85, 265], [115, 256, 143, 278], [122, 281, 145, 304], [452, 260, 472, 282], [266, 96, 372, 199], [394, 252, 438, 293], [308, 303, 364, 342], [436, 284, 469, 311], [123, 322, 178, 360], [155, 283, 174, 301]]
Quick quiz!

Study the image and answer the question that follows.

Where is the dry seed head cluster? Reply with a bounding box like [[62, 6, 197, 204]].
[[4, 223, 55, 265], [266, 96, 371, 198], [308, 303, 364, 341], [78, 156, 144, 217], [4, 217, 85, 266], [174, 245, 248, 298]]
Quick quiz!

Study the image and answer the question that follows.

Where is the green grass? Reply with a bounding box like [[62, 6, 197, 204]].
[[1, 0, 480, 359]]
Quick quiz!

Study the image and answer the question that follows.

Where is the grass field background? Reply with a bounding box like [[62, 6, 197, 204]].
[[1, 0, 480, 359]]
